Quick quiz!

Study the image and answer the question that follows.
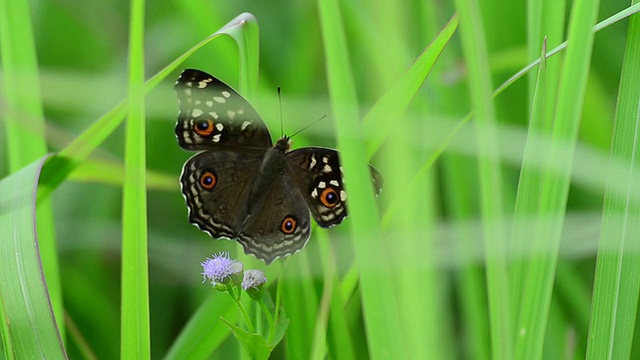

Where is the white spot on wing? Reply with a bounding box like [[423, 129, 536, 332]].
[[241, 121, 251, 130], [214, 96, 226, 104], [238, 108, 245, 115], [323, 165, 332, 173], [311, 189, 318, 198], [184, 88, 192, 96], [309, 155, 317, 169], [212, 134, 221, 142], [318, 181, 326, 189], [322, 156, 329, 164], [222, 91, 231, 98], [210, 112, 219, 119], [330, 180, 339, 186], [206, 100, 213, 107], [216, 123, 224, 131], [340, 190, 347, 201], [227, 110, 236, 119], [192, 109, 203, 117]]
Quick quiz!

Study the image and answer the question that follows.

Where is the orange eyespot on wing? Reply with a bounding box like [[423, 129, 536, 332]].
[[280, 216, 298, 234], [194, 119, 215, 136], [199, 171, 217, 189], [320, 188, 339, 208]]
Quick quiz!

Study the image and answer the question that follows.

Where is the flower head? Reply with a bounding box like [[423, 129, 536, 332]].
[[242, 270, 267, 290], [201, 252, 238, 285], [242, 269, 267, 300]]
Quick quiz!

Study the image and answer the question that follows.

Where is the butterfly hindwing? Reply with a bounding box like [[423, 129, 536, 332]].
[[174, 69, 272, 150], [286, 147, 384, 228], [180, 150, 263, 239], [236, 174, 311, 264]]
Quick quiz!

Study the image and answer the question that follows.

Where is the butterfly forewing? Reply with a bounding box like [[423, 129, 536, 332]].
[[174, 69, 272, 150]]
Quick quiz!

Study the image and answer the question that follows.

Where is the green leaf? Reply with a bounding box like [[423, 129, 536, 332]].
[[220, 316, 274, 360], [0, 156, 66, 359]]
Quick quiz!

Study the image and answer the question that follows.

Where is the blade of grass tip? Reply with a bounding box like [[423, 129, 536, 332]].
[[514, 0, 600, 357], [318, 0, 405, 358], [510, 38, 548, 324], [120, 0, 150, 357], [0, 0, 64, 341], [362, 13, 459, 156], [453, 0, 511, 358], [586, 5, 640, 358], [221, 13, 259, 97], [0, 156, 66, 359], [37, 13, 260, 200]]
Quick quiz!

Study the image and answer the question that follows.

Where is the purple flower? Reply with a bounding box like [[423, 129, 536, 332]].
[[201, 252, 238, 285]]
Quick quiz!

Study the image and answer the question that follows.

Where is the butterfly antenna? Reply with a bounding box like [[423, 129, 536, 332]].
[[278, 87, 284, 139], [289, 115, 327, 139]]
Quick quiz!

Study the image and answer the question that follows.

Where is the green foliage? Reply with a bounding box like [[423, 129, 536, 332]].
[[2, 0, 640, 359]]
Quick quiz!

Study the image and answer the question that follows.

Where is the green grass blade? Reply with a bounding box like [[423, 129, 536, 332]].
[[0, 157, 66, 358], [362, 13, 459, 155], [453, 0, 511, 357], [283, 256, 318, 357], [586, 5, 640, 358], [511, 38, 548, 322], [0, 0, 64, 343], [0, 0, 46, 169], [120, 0, 150, 356], [318, 0, 405, 358], [514, 0, 601, 357], [164, 295, 236, 359]]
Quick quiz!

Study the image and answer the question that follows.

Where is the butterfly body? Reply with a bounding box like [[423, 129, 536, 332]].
[[175, 69, 381, 264]]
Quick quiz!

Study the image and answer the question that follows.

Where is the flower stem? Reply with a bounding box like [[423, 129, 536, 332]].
[[226, 283, 255, 333]]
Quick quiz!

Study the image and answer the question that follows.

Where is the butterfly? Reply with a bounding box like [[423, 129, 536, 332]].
[[175, 69, 382, 264]]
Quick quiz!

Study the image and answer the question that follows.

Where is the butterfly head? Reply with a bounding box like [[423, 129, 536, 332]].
[[274, 136, 291, 152]]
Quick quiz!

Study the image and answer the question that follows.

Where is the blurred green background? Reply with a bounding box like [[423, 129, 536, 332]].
[[2, 0, 640, 358]]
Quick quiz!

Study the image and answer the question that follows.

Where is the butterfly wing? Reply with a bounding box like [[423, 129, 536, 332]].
[[174, 69, 273, 151], [236, 174, 311, 264], [286, 147, 383, 228], [180, 150, 264, 239]]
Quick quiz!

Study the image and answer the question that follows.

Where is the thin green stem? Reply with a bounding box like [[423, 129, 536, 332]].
[[226, 284, 255, 334]]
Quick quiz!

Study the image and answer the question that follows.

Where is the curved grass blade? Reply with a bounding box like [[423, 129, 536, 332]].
[[0, 156, 66, 359]]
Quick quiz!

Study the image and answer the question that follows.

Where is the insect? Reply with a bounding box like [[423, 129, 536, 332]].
[[175, 69, 382, 264]]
